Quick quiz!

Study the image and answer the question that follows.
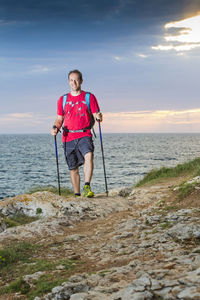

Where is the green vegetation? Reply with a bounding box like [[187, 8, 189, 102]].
[[160, 221, 172, 229], [1, 264, 78, 299], [3, 214, 39, 228], [136, 157, 200, 187], [28, 273, 65, 299], [0, 241, 82, 299], [0, 241, 39, 270], [36, 207, 43, 215], [193, 249, 200, 254], [98, 269, 111, 277], [177, 182, 200, 199], [27, 185, 73, 197], [163, 205, 178, 211], [3, 277, 31, 295]]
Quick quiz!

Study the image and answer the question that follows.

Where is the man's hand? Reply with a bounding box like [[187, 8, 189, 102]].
[[95, 112, 103, 122], [51, 125, 59, 136], [50, 115, 63, 136]]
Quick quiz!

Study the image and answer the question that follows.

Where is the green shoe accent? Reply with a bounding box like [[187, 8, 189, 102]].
[[83, 185, 95, 198], [74, 194, 81, 198]]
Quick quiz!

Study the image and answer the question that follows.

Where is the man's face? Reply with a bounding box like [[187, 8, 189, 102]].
[[68, 73, 82, 92]]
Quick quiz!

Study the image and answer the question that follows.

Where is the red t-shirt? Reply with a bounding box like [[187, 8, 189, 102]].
[[57, 91, 100, 142]]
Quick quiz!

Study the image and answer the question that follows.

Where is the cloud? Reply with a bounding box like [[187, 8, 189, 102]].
[[0, 113, 55, 133], [137, 53, 148, 58], [101, 109, 200, 133], [0, 0, 134, 23], [152, 13, 200, 52], [0, 19, 16, 25], [29, 65, 50, 73], [113, 56, 123, 61], [2, 109, 200, 134]]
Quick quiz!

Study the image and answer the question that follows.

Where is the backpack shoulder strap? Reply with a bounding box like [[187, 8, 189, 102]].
[[85, 92, 91, 113], [85, 92, 96, 137], [62, 93, 68, 113]]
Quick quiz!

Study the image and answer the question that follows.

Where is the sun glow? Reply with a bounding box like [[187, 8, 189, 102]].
[[102, 109, 200, 133], [152, 13, 200, 52], [1, 109, 200, 133]]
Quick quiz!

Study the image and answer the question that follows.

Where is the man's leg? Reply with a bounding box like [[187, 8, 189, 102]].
[[84, 152, 94, 183], [83, 152, 94, 197], [70, 168, 80, 194]]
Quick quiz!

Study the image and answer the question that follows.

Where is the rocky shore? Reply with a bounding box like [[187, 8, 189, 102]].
[[0, 176, 200, 299]]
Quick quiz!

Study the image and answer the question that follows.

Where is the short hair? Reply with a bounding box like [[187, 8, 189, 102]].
[[68, 69, 83, 82]]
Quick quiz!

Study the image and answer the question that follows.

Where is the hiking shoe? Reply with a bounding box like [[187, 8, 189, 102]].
[[83, 185, 94, 198], [74, 194, 81, 198]]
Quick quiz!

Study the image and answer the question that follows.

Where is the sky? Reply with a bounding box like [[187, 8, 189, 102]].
[[0, 0, 200, 133]]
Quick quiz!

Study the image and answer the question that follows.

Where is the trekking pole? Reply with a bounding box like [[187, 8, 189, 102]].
[[98, 121, 108, 196], [54, 135, 61, 195]]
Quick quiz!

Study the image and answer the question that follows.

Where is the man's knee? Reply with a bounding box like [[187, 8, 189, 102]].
[[84, 152, 93, 160], [70, 168, 79, 175]]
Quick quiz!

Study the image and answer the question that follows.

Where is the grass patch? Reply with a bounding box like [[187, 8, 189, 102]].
[[27, 185, 73, 197], [19, 258, 79, 275], [151, 229, 159, 234], [3, 214, 39, 228], [163, 205, 178, 211], [2, 277, 31, 295], [0, 241, 39, 270], [1, 259, 82, 299], [0, 239, 82, 299], [160, 221, 172, 229], [98, 269, 111, 277], [29, 273, 64, 299], [177, 182, 200, 199], [136, 157, 200, 187]]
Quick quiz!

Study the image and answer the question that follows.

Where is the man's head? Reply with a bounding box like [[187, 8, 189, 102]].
[[68, 70, 83, 93]]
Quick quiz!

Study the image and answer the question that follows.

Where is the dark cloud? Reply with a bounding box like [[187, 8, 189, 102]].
[[0, 0, 200, 24], [0, 0, 124, 22]]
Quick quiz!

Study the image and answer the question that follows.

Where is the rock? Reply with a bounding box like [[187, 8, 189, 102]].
[[151, 279, 162, 290], [0, 217, 7, 233], [166, 224, 200, 241], [132, 274, 151, 289], [144, 215, 161, 224], [0, 191, 132, 221], [0, 192, 63, 217], [108, 187, 132, 197], [187, 176, 200, 184], [56, 265, 65, 270], [113, 288, 153, 300], [177, 287, 200, 299], [67, 234, 86, 241], [42, 281, 89, 299], [185, 267, 200, 283], [70, 293, 88, 300], [113, 232, 134, 240], [23, 271, 45, 284], [153, 287, 173, 299]]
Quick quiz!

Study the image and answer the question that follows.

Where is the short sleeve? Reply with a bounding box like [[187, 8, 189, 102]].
[[57, 96, 64, 116], [90, 94, 100, 114]]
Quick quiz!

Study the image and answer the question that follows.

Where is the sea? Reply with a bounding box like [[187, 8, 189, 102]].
[[1, 133, 200, 200]]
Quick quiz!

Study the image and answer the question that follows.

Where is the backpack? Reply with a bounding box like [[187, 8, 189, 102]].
[[62, 92, 96, 137]]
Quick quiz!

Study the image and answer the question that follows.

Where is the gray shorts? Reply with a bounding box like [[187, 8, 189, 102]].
[[63, 136, 94, 170]]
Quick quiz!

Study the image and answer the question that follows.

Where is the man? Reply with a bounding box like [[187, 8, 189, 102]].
[[51, 70, 103, 198]]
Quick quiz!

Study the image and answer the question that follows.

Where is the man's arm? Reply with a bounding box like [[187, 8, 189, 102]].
[[50, 115, 63, 136]]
